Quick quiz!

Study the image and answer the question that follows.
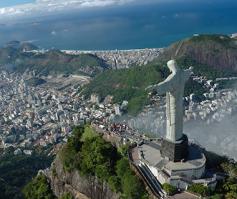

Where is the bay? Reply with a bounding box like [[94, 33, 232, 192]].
[[0, 0, 236, 50]]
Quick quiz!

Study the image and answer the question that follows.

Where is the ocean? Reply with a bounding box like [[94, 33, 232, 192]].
[[0, 0, 237, 50]]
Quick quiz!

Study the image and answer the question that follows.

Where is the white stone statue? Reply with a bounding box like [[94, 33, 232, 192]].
[[146, 60, 192, 142]]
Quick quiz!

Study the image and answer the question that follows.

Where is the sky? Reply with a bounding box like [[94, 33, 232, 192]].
[[0, 0, 216, 21], [0, 0, 139, 20], [0, 0, 34, 8], [0, 0, 232, 21]]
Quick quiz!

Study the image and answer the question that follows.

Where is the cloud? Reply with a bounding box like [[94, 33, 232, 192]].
[[51, 30, 57, 36], [2, 0, 210, 21], [0, 0, 136, 20]]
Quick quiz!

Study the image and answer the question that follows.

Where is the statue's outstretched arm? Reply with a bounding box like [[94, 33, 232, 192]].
[[146, 74, 175, 95]]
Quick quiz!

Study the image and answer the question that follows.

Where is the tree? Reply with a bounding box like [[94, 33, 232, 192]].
[[225, 192, 237, 199], [223, 178, 237, 199], [81, 125, 98, 141], [59, 126, 84, 171], [60, 192, 73, 199], [108, 176, 121, 193], [59, 143, 78, 172], [23, 174, 55, 199], [188, 183, 210, 197], [122, 173, 144, 199], [116, 158, 130, 178], [95, 164, 110, 181], [79, 136, 117, 176], [209, 194, 223, 199], [221, 163, 237, 178], [163, 183, 177, 196], [118, 144, 129, 157], [70, 126, 84, 151], [0, 153, 52, 199]]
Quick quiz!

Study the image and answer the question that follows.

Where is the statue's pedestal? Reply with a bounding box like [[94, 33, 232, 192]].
[[161, 134, 188, 162]]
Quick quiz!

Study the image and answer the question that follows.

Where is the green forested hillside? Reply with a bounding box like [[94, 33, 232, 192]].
[[59, 126, 148, 199], [24, 126, 148, 199], [0, 153, 53, 199], [13, 50, 107, 76], [23, 174, 56, 199], [83, 59, 210, 115], [83, 62, 169, 114], [0, 48, 108, 76]]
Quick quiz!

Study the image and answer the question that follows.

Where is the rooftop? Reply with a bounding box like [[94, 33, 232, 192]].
[[139, 142, 206, 171]]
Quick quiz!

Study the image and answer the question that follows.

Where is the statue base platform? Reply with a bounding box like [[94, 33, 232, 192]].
[[161, 134, 188, 162]]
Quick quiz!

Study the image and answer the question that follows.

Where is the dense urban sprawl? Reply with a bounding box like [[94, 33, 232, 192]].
[[1, 49, 237, 157]]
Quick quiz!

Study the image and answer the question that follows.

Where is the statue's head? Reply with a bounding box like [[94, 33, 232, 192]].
[[167, 60, 179, 73]]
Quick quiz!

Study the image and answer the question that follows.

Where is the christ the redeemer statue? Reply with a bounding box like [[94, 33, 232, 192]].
[[147, 60, 192, 143]]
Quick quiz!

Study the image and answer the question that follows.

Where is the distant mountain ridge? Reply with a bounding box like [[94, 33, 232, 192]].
[[4, 41, 38, 51], [160, 34, 237, 73], [0, 41, 108, 77]]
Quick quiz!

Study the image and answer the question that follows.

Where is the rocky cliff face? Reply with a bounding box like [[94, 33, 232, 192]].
[[161, 35, 237, 72], [44, 156, 119, 199]]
